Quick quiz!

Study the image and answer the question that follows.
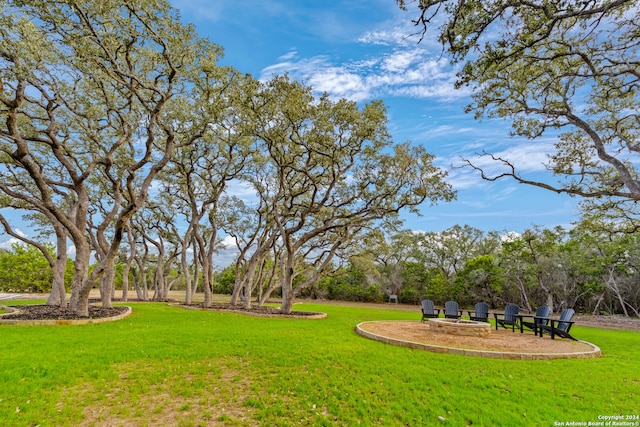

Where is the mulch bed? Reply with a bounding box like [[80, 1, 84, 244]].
[[1, 305, 129, 320], [181, 302, 322, 317], [1, 302, 321, 320]]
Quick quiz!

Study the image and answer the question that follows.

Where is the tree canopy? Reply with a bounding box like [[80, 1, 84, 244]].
[[396, 0, 640, 207], [0, 0, 454, 315], [1, 0, 225, 315]]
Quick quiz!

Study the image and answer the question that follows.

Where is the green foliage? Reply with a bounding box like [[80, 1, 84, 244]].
[[400, 261, 427, 290], [320, 266, 385, 303], [333, 224, 640, 315], [397, 285, 421, 304], [423, 270, 451, 305], [212, 265, 236, 294], [326, 281, 385, 303], [395, 262, 427, 304], [0, 243, 72, 293], [454, 255, 505, 306]]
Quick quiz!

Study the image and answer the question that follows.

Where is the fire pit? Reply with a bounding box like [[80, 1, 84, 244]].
[[430, 318, 491, 338]]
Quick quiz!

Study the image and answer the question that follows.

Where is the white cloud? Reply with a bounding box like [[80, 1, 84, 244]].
[[220, 235, 236, 248], [278, 51, 297, 61], [380, 49, 420, 73], [500, 231, 522, 242], [212, 235, 240, 270], [358, 25, 442, 51], [308, 67, 370, 101], [457, 142, 553, 174], [259, 33, 465, 103], [0, 237, 21, 250], [225, 179, 257, 202], [358, 28, 413, 46], [0, 229, 29, 250], [444, 170, 491, 191]]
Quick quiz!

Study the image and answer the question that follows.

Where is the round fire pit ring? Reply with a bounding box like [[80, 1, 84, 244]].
[[430, 318, 491, 338]]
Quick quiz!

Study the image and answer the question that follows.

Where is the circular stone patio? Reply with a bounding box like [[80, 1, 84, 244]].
[[356, 320, 601, 360]]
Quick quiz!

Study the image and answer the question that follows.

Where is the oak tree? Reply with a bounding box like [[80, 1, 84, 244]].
[[0, 0, 225, 315], [247, 77, 454, 313], [397, 0, 640, 202]]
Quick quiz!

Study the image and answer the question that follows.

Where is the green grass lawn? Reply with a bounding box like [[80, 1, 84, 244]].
[[1, 301, 639, 426]]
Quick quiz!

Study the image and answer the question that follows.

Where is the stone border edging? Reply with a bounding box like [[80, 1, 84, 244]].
[[0, 305, 132, 326], [356, 321, 601, 360], [173, 303, 327, 319]]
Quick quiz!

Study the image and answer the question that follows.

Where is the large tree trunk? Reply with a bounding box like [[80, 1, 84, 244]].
[[46, 228, 68, 307], [46, 278, 65, 307], [142, 269, 149, 301], [100, 266, 115, 308], [182, 249, 192, 304], [122, 256, 133, 302], [133, 270, 143, 301], [46, 253, 67, 307], [152, 249, 166, 301], [180, 231, 193, 304], [68, 239, 93, 316], [201, 253, 212, 307], [121, 269, 129, 302], [258, 260, 280, 306], [194, 229, 216, 307], [192, 236, 200, 298], [231, 247, 263, 308], [281, 251, 296, 314], [121, 229, 136, 302], [72, 234, 124, 315], [134, 244, 150, 301]]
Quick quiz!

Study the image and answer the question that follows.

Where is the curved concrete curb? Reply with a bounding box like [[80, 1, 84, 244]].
[[356, 321, 601, 360], [0, 305, 132, 326], [173, 303, 327, 319]]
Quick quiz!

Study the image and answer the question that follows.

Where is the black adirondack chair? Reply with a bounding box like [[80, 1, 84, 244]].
[[519, 305, 551, 335], [444, 300, 462, 319], [468, 302, 490, 322], [494, 304, 520, 331], [539, 308, 577, 340], [421, 299, 440, 322]]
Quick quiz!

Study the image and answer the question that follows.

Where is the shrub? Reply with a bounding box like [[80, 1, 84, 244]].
[[398, 287, 422, 305]]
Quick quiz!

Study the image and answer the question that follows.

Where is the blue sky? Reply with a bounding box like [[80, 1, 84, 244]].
[[169, 0, 579, 235], [0, 1, 580, 253]]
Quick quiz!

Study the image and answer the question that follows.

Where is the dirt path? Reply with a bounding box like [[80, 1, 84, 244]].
[[0, 293, 28, 301]]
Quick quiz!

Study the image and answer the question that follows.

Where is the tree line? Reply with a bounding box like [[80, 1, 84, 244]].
[[3, 221, 639, 317], [0, 0, 452, 315], [2, 0, 639, 317], [325, 224, 640, 316]]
